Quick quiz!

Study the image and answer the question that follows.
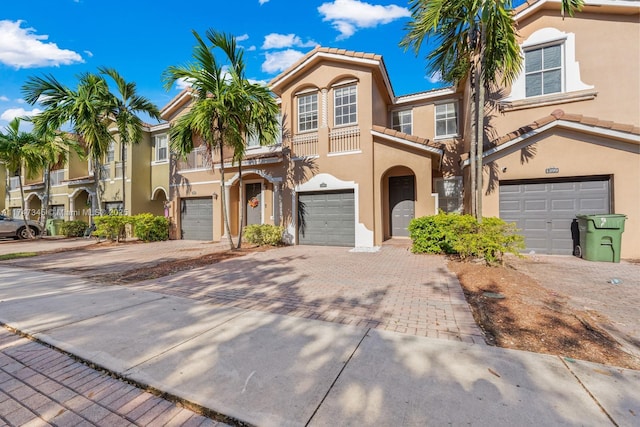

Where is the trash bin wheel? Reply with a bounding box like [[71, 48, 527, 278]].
[[573, 245, 582, 258]]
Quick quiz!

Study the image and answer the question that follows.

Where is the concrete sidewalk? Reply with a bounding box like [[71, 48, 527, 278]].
[[0, 267, 638, 426]]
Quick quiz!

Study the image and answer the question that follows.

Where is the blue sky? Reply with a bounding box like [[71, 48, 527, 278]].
[[0, 0, 525, 128]]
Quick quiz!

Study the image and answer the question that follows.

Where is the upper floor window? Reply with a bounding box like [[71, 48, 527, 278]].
[[298, 92, 318, 133], [246, 125, 260, 148], [392, 110, 412, 135], [334, 85, 357, 126], [154, 134, 168, 162], [106, 141, 115, 163], [525, 44, 562, 97], [435, 103, 458, 138]]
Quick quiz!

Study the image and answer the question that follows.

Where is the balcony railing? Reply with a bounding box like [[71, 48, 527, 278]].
[[292, 132, 319, 157], [329, 126, 360, 153], [177, 147, 211, 171], [8, 176, 20, 191], [49, 169, 65, 186], [100, 164, 111, 180]]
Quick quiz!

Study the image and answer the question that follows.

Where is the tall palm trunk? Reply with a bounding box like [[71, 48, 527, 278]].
[[236, 161, 244, 249], [121, 140, 126, 214], [475, 30, 486, 222], [41, 164, 51, 237], [217, 139, 234, 249], [93, 157, 103, 217], [17, 168, 34, 239], [469, 64, 478, 218]]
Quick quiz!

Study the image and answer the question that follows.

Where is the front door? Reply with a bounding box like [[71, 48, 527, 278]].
[[245, 183, 262, 226], [389, 175, 415, 237]]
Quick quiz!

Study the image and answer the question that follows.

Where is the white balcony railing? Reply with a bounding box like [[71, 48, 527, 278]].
[[177, 146, 211, 171], [100, 164, 111, 180], [292, 132, 319, 157], [49, 169, 65, 186], [329, 126, 360, 153]]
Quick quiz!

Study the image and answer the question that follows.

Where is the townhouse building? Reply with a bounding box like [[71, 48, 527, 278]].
[[165, 0, 639, 259], [2, 123, 169, 228]]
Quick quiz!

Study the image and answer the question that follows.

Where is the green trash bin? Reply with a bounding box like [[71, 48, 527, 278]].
[[45, 219, 64, 236], [576, 214, 626, 263]]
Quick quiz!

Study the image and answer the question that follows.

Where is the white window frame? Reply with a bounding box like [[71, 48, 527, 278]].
[[524, 43, 563, 98], [334, 84, 357, 127], [503, 28, 593, 103], [434, 177, 463, 213], [298, 92, 318, 133], [391, 110, 412, 135], [434, 102, 458, 139], [154, 134, 169, 163]]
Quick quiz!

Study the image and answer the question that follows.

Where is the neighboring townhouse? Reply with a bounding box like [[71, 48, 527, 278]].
[[2, 124, 169, 229], [460, 0, 639, 258], [165, 0, 639, 259], [165, 47, 462, 248]]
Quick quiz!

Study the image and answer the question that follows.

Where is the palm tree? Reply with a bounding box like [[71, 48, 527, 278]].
[[99, 67, 161, 214], [29, 123, 82, 230], [23, 72, 113, 216], [163, 30, 279, 249], [401, 0, 583, 219], [0, 118, 46, 238]]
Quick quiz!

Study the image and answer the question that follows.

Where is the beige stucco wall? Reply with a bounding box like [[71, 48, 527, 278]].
[[0, 165, 5, 212], [481, 130, 640, 258]]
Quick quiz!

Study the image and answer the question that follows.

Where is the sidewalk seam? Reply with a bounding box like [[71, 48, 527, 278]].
[[559, 356, 618, 427], [304, 328, 370, 427]]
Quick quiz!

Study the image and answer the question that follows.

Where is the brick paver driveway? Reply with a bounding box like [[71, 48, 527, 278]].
[[132, 244, 485, 344]]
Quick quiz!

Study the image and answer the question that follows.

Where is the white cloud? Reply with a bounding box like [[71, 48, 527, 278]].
[[175, 77, 193, 90], [247, 45, 257, 52], [427, 71, 443, 84], [0, 96, 8, 102], [259, 0, 269, 4], [1, 107, 42, 122], [248, 78, 269, 86], [262, 33, 318, 50], [0, 20, 84, 69], [84, 50, 94, 58], [237, 34, 249, 42], [318, 0, 410, 40], [262, 49, 305, 74]]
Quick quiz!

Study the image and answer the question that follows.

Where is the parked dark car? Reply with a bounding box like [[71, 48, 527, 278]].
[[0, 214, 43, 239]]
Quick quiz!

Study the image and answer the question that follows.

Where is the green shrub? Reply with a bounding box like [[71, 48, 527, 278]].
[[243, 224, 284, 246], [409, 212, 524, 265], [93, 212, 134, 242], [60, 220, 88, 238], [133, 213, 169, 242]]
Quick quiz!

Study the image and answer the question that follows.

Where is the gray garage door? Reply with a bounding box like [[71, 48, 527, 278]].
[[180, 197, 213, 240], [298, 190, 355, 247], [500, 178, 610, 255]]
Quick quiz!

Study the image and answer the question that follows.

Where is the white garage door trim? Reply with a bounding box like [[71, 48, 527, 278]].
[[291, 173, 373, 248]]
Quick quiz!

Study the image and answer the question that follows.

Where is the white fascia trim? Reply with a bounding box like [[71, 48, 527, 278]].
[[170, 180, 220, 187], [161, 90, 191, 117], [462, 120, 640, 166], [371, 129, 443, 156], [327, 150, 362, 157], [150, 122, 170, 132], [395, 87, 457, 105], [270, 51, 394, 101], [215, 156, 282, 169], [514, 0, 639, 21]]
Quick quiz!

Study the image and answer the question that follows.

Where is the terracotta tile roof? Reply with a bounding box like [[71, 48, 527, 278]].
[[371, 125, 444, 151], [269, 47, 383, 89], [461, 109, 640, 161]]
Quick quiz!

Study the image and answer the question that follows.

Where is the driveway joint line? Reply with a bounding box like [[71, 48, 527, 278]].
[[558, 356, 618, 426], [304, 327, 370, 427]]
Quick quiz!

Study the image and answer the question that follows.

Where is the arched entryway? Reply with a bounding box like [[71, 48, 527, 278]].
[[24, 193, 43, 221], [382, 166, 416, 239], [151, 186, 169, 217]]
